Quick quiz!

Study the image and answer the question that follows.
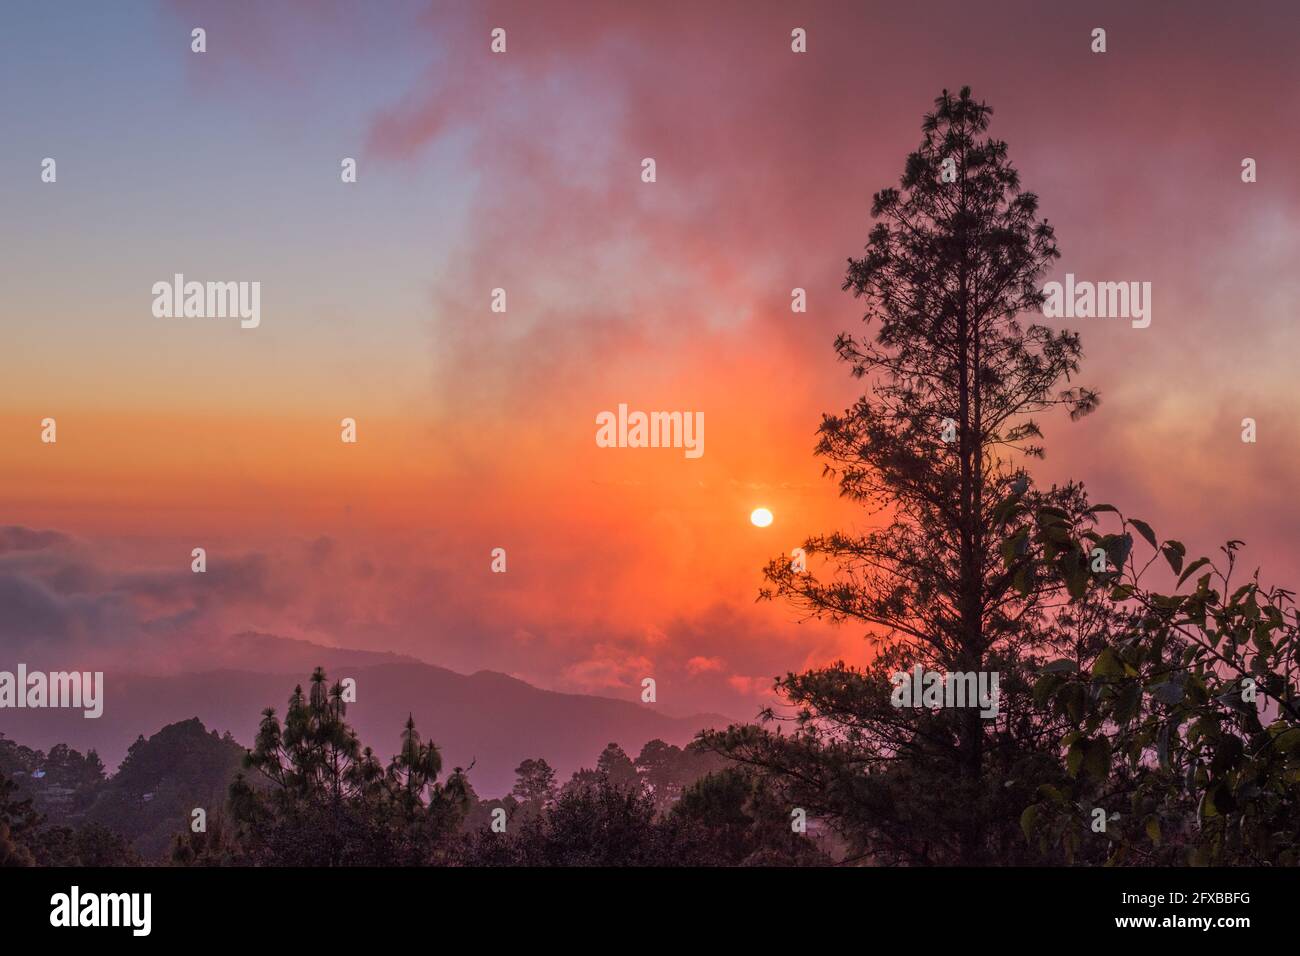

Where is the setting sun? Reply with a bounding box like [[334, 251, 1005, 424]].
[[750, 507, 774, 528]]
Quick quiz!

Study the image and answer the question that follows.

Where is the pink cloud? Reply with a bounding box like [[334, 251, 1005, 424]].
[[687, 656, 724, 676], [727, 675, 773, 698]]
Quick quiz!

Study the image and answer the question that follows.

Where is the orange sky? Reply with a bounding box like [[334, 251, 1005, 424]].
[[2, 0, 1298, 718]]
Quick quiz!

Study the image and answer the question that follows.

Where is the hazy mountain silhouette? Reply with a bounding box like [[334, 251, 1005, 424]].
[[197, 629, 429, 672], [3, 635, 735, 796], [80, 718, 247, 860]]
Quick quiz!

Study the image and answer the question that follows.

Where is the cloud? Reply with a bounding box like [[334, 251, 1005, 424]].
[[727, 675, 774, 698], [561, 647, 656, 692], [686, 656, 724, 676], [9, 1, 1300, 721], [0, 526, 70, 554], [0, 573, 77, 646]]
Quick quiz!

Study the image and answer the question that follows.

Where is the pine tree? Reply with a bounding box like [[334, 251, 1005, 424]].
[[705, 87, 1109, 864]]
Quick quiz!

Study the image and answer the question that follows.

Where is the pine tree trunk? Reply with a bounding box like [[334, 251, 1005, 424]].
[[955, 149, 985, 865]]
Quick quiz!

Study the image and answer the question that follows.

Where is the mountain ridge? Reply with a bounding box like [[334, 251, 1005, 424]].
[[1, 656, 738, 797]]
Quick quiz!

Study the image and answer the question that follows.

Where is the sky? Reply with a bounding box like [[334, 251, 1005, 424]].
[[1, 0, 1298, 720]]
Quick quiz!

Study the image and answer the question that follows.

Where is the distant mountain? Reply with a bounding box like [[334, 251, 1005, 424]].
[[197, 630, 428, 673], [1, 656, 735, 798]]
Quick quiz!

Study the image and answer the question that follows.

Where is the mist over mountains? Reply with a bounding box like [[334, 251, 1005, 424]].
[[1, 634, 735, 797]]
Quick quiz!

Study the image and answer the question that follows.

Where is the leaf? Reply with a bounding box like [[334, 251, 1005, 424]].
[[1199, 789, 1217, 821], [1092, 648, 1126, 679], [1129, 518, 1158, 550], [1020, 804, 1040, 842], [1178, 557, 1212, 588], [1105, 533, 1133, 571], [1000, 531, 1027, 567], [1161, 541, 1185, 575], [1059, 549, 1089, 599], [1230, 583, 1255, 605], [1149, 681, 1185, 706], [1012, 563, 1034, 597], [1273, 728, 1300, 754], [1082, 737, 1111, 781], [1088, 504, 1120, 515], [1032, 673, 1061, 707], [1061, 682, 1086, 723], [1113, 681, 1141, 724], [1144, 816, 1162, 846], [1041, 521, 1073, 548], [992, 495, 1021, 528], [1066, 740, 1084, 777], [1036, 783, 1066, 804]]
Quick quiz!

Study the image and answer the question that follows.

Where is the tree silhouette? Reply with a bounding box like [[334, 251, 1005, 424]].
[[670, 766, 830, 866], [511, 758, 558, 809], [1021, 517, 1300, 864], [703, 87, 1116, 864], [203, 668, 469, 865], [595, 742, 640, 793], [391, 714, 444, 811]]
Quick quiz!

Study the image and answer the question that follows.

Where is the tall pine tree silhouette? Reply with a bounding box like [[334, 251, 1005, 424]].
[[706, 87, 1106, 864]]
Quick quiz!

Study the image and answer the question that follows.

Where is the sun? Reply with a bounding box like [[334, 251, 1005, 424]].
[[750, 507, 774, 528]]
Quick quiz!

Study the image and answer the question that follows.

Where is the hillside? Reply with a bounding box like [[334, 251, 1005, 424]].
[[1, 661, 735, 798], [81, 718, 247, 860]]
